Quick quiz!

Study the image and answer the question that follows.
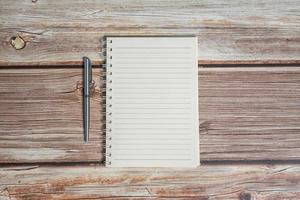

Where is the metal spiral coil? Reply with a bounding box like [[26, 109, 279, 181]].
[[101, 37, 113, 166]]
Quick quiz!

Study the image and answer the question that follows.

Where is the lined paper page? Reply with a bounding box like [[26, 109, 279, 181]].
[[105, 36, 199, 167]]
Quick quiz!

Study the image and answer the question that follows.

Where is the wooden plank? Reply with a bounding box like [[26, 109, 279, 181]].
[[0, 66, 300, 163], [200, 67, 300, 161], [0, 68, 104, 163], [0, 165, 299, 199], [0, 0, 299, 66]]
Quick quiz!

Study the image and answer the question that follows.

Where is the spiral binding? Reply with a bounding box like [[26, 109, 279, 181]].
[[103, 37, 113, 166]]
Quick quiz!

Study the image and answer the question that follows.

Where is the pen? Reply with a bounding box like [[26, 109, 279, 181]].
[[83, 57, 92, 142]]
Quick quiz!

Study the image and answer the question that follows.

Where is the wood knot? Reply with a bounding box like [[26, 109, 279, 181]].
[[89, 81, 97, 97], [76, 81, 83, 92], [239, 192, 252, 200], [10, 35, 26, 50], [75, 80, 98, 98]]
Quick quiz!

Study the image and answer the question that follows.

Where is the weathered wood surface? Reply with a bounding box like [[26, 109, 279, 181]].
[[0, 165, 299, 199], [200, 67, 300, 161], [0, 66, 299, 163], [0, 0, 299, 66], [0, 68, 103, 163]]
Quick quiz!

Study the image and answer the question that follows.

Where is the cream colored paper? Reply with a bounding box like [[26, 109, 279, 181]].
[[105, 36, 199, 167]]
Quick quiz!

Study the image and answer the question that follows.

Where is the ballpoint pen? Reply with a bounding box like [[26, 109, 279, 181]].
[[83, 57, 92, 142]]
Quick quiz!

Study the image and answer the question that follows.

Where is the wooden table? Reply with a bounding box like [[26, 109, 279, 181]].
[[0, 1, 299, 199]]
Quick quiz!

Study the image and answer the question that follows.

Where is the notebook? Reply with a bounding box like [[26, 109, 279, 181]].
[[104, 36, 199, 167]]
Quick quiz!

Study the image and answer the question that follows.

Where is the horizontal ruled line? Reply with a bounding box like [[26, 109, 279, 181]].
[[114, 72, 192, 75], [114, 113, 190, 115], [114, 148, 190, 150], [114, 127, 190, 130], [115, 56, 192, 59], [112, 142, 191, 145], [115, 83, 191, 85], [114, 108, 189, 110], [115, 93, 190, 95], [112, 132, 190, 135], [114, 87, 189, 89], [115, 97, 189, 100], [113, 159, 192, 161], [114, 102, 190, 105], [115, 77, 190, 79], [111, 52, 191, 55], [115, 138, 189, 140], [113, 47, 192, 49], [114, 153, 190, 156], [114, 62, 192, 64], [113, 67, 192, 69], [117, 122, 191, 125], [114, 81, 191, 84]]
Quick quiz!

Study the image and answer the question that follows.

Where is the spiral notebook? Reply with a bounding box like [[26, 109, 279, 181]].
[[105, 36, 199, 167]]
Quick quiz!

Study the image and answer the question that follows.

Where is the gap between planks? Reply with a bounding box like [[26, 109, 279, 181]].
[[1, 60, 300, 67]]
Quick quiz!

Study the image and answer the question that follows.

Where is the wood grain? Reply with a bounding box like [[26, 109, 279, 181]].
[[0, 66, 300, 163], [0, 0, 299, 66], [0, 68, 104, 163], [0, 165, 299, 199], [199, 67, 300, 161]]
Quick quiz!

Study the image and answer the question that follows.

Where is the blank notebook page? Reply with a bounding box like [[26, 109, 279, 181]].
[[105, 36, 199, 167]]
